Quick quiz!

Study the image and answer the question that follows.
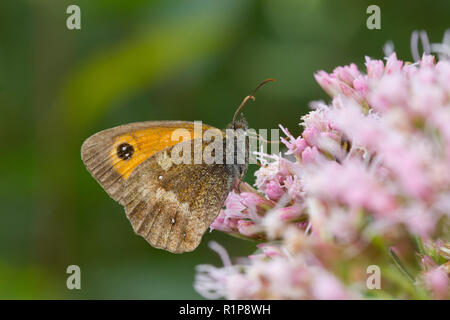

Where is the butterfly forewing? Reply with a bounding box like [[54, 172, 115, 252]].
[[81, 121, 213, 205]]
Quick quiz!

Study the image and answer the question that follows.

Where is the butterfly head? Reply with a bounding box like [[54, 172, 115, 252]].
[[228, 113, 248, 131]]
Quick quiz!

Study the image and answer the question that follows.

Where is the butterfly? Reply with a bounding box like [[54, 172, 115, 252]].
[[81, 79, 274, 253]]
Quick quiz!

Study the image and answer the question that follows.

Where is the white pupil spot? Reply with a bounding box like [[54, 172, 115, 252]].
[[171, 218, 175, 225], [158, 175, 163, 180], [183, 233, 186, 238]]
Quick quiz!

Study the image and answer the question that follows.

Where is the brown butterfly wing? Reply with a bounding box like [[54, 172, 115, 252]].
[[122, 139, 236, 253], [81, 121, 214, 205]]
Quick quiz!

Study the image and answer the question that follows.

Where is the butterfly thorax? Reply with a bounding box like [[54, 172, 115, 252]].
[[223, 114, 249, 181]]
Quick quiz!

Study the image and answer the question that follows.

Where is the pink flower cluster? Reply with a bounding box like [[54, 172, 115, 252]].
[[196, 52, 450, 300], [195, 242, 352, 300]]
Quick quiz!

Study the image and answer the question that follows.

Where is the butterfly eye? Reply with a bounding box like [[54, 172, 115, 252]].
[[117, 143, 134, 160]]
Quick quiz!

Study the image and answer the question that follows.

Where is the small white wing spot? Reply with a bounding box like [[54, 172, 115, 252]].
[[171, 218, 175, 225], [158, 175, 163, 180]]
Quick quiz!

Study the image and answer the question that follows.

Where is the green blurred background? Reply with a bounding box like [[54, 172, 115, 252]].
[[0, 0, 449, 299]]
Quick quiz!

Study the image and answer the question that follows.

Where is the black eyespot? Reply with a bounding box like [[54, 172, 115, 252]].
[[117, 143, 134, 160]]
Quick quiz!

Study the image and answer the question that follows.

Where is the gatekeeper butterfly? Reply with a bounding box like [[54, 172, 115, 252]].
[[81, 79, 274, 253]]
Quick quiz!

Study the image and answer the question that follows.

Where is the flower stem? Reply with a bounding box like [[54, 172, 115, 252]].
[[413, 236, 425, 256], [389, 248, 415, 284]]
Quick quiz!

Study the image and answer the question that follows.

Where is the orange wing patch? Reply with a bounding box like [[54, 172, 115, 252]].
[[109, 123, 215, 179]]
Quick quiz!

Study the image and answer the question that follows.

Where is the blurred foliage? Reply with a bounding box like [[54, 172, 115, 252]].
[[0, 0, 449, 299]]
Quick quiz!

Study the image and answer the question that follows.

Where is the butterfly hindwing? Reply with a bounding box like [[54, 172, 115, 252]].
[[122, 138, 236, 253]]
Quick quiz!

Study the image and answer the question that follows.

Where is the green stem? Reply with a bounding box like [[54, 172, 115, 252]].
[[389, 248, 415, 284], [413, 236, 425, 256]]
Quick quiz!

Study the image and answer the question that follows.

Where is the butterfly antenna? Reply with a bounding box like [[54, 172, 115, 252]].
[[232, 78, 275, 122]]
